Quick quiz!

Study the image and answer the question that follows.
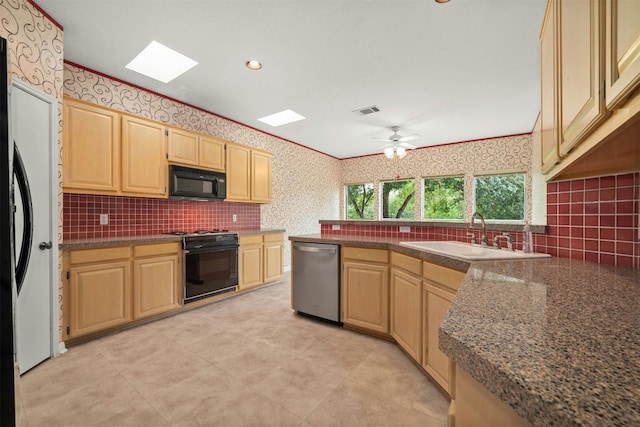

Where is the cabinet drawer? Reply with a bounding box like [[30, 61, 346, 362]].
[[263, 233, 283, 243], [69, 246, 130, 264], [391, 252, 422, 276], [240, 234, 264, 245], [423, 261, 466, 291], [134, 242, 181, 258], [343, 246, 388, 264]]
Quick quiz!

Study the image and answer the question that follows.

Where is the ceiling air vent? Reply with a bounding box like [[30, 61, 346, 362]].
[[352, 105, 380, 116]]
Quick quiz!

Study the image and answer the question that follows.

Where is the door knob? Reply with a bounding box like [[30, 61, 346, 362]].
[[38, 241, 52, 250]]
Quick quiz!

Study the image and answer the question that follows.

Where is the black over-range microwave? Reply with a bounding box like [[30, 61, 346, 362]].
[[169, 165, 226, 201]]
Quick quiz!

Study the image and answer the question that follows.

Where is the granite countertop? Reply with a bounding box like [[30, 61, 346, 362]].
[[61, 229, 286, 250], [290, 233, 640, 426], [439, 257, 640, 427]]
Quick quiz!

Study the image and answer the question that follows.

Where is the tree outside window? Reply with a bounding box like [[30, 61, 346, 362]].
[[423, 176, 464, 220], [345, 183, 374, 219], [474, 174, 525, 220], [381, 179, 415, 219]]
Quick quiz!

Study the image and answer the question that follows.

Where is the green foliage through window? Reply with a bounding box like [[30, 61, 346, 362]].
[[346, 183, 374, 219], [474, 174, 525, 220], [423, 176, 464, 220], [381, 180, 415, 219]]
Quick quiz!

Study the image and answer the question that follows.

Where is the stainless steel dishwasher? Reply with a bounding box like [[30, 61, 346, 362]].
[[292, 242, 340, 323]]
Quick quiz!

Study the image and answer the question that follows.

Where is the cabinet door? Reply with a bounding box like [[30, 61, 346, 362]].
[[63, 99, 120, 193], [239, 244, 263, 289], [251, 150, 272, 203], [540, 0, 561, 173], [264, 238, 284, 283], [225, 142, 251, 201], [390, 268, 422, 363], [342, 261, 389, 333], [199, 135, 226, 171], [558, 0, 606, 156], [167, 127, 198, 166], [69, 261, 131, 337], [605, 0, 640, 109], [133, 254, 180, 319], [423, 283, 455, 394], [121, 115, 167, 197]]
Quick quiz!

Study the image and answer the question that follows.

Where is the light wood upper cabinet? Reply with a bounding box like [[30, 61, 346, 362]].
[[121, 115, 167, 197], [63, 98, 120, 193], [167, 127, 199, 166], [226, 142, 251, 202], [342, 247, 389, 334], [540, 0, 561, 173], [251, 149, 272, 203], [558, 0, 607, 156], [199, 135, 226, 171], [605, 0, 640, 109]]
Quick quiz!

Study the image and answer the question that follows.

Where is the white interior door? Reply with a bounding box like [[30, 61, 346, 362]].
[[11, 80, 58, 374]]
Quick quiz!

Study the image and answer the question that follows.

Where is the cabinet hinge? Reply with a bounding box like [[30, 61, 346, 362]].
[[66, 326, 70, 335], [602, 80, 606, 98], [165, 130, 169, 136], [66, 271, 70, 280], [166, 153, 168, 159]]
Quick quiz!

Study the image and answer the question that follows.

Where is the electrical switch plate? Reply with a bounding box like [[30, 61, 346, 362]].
[[99, 214, 108, 225], [399, 226, 411, 233], [232, 214, 237, 222], [332, 224, 340, 230]]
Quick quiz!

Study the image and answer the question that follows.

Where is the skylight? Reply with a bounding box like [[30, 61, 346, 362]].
[[125, 41, 198, 83], [257, 109, 306, 127]]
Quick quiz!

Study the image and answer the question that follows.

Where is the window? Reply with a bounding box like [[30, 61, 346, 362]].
[[423, 176, 464, 220], [474, 173, 525, 221], [345, 183, 374, 219], [381, 179, 415, 219]]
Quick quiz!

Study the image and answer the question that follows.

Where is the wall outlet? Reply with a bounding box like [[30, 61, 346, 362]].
[[332, 224, 341, 230], [99, 214, 108, 225], [232, 214, 237, 222], [399, 226, 411, 233]]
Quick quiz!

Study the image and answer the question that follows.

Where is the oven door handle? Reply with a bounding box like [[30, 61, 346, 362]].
[[185, 245, 238, 255]]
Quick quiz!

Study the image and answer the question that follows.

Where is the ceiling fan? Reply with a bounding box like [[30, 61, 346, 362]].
[[372, 126, 421, 159]]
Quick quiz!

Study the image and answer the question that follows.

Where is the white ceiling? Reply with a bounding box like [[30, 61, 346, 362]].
[[38, 0, 547, 159]]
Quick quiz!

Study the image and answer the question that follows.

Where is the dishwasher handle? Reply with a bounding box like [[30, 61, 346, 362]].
[[294, 244, 337, 254]]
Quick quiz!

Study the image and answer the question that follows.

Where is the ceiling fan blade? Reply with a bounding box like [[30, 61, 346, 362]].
[[399, 142, 416, 149], [378, 143, 394, 149], [398, 134, 420, 142], [371, 137, 392, 142]]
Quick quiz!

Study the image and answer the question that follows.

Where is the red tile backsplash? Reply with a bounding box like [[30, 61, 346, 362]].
[[63, 194, 261, 240], [321, 172, 640, 269]]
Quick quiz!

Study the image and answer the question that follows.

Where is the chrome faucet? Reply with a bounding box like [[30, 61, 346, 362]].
[[493, 233, 514, 250], [470, 212, 488, 246]]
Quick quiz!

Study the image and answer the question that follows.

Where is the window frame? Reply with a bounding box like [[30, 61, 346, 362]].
[[421, 175, 465, 222], [344, 182, 375, 220], [472, 171, 527, 224]]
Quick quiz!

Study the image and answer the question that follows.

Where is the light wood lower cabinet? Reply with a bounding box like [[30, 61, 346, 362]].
[[68, 247, 132, 338], [65, 242, 182, 339], [422, 261, 466, 395], [133, 243, 182, 319], [390, 252, 423, 363], [239, 233, 284, 290], [341, 247, 389, 334]]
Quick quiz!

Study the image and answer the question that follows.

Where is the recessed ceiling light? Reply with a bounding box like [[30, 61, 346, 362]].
[[246, 60, 262, 70], [126, 41, 198, 83], [435, 0, 450, 3], [258, 109, 306, 127]]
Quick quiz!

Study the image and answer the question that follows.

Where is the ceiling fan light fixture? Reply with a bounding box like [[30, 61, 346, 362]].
[[396, 146, 406, 158], [384, 147, 395, 159]]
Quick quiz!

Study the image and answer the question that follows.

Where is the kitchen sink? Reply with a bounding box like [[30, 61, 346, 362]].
[[398, 240, 551, 261]]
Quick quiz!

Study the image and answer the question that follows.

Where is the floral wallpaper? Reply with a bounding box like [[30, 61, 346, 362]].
[[1, 0, 64, 341], [63, 63, 342, 268], [341, 134, 534, 222]]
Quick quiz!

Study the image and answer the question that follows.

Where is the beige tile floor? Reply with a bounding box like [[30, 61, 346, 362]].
[[17, 274, 449, 427]]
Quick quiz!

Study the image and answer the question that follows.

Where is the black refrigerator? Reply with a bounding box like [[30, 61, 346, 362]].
[[0, 35, 16, 426]]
